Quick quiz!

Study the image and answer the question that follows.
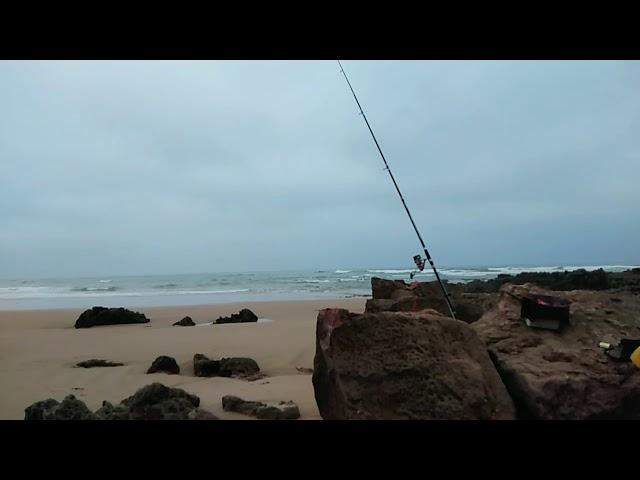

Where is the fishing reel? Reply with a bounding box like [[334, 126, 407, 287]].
[[410, 254, 426, 280]]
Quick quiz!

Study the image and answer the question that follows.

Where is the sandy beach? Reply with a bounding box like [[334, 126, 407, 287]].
[[0, 298, 366, 420]]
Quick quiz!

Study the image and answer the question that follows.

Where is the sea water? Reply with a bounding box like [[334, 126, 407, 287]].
[[0, 265, 636, 310]]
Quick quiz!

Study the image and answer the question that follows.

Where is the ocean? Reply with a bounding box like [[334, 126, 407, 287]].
[[0, 264, 637, 310]]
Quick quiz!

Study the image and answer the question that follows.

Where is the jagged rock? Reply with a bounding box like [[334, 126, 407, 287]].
[[312, 308, 516, 420], [366, 277, 495, 323], [193, 353, 221, 377], [120, 383, 200, 420], [222, 395, 300, 420], [472, 283, 640, 419], [147, 356, 180, 375], [173, 316, 195, 326], [76, 359, 124, 368], [25, 395, 96, 420], [219, 357, 260, 378], [25, 384, 213, 421], [95, 401, 130, 420], [74, 306, 149, 329], [214, 308, 258, 324], [25, 399, 62, 420]]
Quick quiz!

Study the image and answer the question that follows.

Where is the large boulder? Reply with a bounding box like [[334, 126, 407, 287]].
[[472, 283, 640, 419], [366, 277, 495, 323], [147, 356, 180, 375], [312, 308, 516, 420], [74, 306, 149, 329], [214, 308, 258, 324], [25, 395, 97, 420]]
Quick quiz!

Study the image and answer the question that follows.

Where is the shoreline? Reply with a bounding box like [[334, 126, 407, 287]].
[[0, 297, 366, 420]]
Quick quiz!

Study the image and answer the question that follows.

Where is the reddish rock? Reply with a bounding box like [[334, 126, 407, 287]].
[[312, 308, 516, 420], [472, 283, 640, 419]]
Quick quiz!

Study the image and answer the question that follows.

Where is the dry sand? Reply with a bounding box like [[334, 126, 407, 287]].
[[0, 298, 366, 420]]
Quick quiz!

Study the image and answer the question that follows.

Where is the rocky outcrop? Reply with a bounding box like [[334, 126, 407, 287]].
[[25, 395, 97, 420], [464, 267, 640, 294], [117, 383, 203, 420], [222, 395, 300, 420], [366, 277, 496, 323], [193, 353, 221, 377], [76, 359, 124, 368], [173, 316, 195, 326], [312, 308, 516, 420], [25, 384, 219, 420], [214, 308, 258, 324], [472, 283, 640, 419], [74, 306, 149, 329], [147, 356, 180, 375]]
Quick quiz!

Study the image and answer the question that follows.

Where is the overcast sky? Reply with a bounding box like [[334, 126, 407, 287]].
[[1, 60, 638, 278]]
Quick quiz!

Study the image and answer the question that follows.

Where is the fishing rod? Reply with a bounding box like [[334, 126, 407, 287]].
[[337, 60, 457, 319]]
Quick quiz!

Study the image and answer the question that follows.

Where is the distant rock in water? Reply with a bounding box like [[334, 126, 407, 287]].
[[147, 356, 180, 375], [74, 306, 149, 329], [472, 283, 640, 419], [76, 359, 124, 368], [462, 268, 640, 293], [173, 316, 195, 327], [25, 395, 97, 420], [214, 308, 258, 324], [312, 308, 516, 420]]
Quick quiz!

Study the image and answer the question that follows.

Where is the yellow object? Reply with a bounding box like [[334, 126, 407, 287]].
[[631, 347, 640, 369]]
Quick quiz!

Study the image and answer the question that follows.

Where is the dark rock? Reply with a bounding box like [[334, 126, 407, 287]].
[[222, 395, 300, 420], [218, 357, 260, 378], [146, 356, 180, 375], [313, 308, 515, 420], [26, 383, 208, 421], [188, 409, 220, 420], [24, 399, 61, 420], [76, 359, 124, 368], [25, 395, 96, 420], [74, 306, 149, 329], [120, 383, 200, 420], [95, 401, 130, 420], [472, 283, 640, 419], [255, 402, 300, 420], [193, 353, 221, 377], [464, 268, 612, 293], [214, 308, 258, 324], [173, 316, 195, 326], [222, 395, 263, 415]]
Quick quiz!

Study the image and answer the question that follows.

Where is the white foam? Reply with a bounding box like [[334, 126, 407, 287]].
[[335, 270, 351, 274], [368, 269, 415, 274]]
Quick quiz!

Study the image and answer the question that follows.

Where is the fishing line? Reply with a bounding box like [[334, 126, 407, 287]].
[[337, 60, 457, 319]]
